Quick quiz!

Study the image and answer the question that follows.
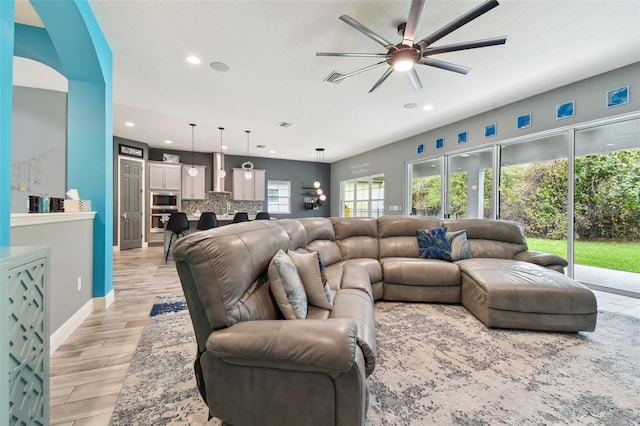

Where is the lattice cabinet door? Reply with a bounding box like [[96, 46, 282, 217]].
[[0, 246, 50, 426]]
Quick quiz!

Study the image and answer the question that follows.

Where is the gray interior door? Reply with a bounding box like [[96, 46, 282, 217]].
[[120, 158, 143, 249]]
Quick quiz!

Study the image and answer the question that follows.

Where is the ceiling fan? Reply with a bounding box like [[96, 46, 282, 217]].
[[317, 0, 507, 93]]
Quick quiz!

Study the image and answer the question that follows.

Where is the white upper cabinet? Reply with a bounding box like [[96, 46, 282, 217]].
[[149, 162, 181, 191]]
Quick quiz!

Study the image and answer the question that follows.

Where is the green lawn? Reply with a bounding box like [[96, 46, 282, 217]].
[[527, 238, 640, 273]]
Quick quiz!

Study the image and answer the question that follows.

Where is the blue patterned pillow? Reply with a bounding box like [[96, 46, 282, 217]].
[[268, 249, 308, 319], [416, 228, 452, 261], [446, 229, 473, 261]]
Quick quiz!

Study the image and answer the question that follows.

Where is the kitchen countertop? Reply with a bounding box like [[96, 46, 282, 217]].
[[186, 214, 255, 222]]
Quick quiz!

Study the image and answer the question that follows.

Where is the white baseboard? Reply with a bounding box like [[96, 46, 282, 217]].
[[94, 289, 115, 310], [50, 298, 93, 354], [49, 289, 116, 354]]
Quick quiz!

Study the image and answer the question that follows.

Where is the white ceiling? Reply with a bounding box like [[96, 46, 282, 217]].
[[16, 1, 640, 163]]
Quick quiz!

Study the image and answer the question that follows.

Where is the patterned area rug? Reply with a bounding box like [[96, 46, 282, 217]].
[[110, 296, 640, 425]]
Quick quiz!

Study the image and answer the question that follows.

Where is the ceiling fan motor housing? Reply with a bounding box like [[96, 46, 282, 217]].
[[388, 44, 421, 67]]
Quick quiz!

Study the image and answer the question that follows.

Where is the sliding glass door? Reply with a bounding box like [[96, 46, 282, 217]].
[[499, 134, 568, 259], [573, 118, 640, 294], [410, 157, 442, 217], [447, 147, 493, 219]]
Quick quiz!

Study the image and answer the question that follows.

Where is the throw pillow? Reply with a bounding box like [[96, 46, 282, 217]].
[[446, 229, 473, 261], [268, 249, 308, 319], [416, 227, 452, 261], [317, 252, 334, 307], [287, 250, 333, 310]]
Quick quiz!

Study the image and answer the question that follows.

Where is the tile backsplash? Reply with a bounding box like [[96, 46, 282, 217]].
[[182, 192, 265, 216]]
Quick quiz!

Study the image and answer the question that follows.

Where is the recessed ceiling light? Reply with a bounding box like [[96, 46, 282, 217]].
[[165, 140, 172, 144], [270, 150, 276, 154], [125, 121, 135, 127], [256, 144, 267, 149], [461, 154, 470, 157], [210, 62, 230, 72], [279, 122, 293, 128], [221, 145, 228, 150], [606, 143, 615, 147], [404, 103, 418, 109], [423, 104, 434, 111], [186, 56, 201, 65]]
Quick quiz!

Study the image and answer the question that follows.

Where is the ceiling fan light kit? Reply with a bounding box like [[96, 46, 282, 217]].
[[317, 0, 507, 93]]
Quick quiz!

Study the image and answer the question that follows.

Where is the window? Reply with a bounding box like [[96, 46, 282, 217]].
[[341, 174, 384, 217], [267, 180, 290, 214]]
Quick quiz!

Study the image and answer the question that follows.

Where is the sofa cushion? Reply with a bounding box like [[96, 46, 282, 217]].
[[416, 228, 452, 260], [378, 216, 442, 258], [447, 229, 473, 261], [331, 217, 379, 260], [444, 219, 527, 259], [268, 249, 308, 320], [380, 257, 461, 287], [288, 250, 333, 310]]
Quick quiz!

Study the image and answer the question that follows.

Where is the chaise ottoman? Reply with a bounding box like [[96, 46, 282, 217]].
[[458, 258, 597, 332]]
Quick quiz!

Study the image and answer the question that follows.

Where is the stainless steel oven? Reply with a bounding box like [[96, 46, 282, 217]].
[[150, 191, 180, 234]]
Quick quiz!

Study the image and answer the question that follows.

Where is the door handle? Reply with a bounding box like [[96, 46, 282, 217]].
[[121, 212, 128, 220]]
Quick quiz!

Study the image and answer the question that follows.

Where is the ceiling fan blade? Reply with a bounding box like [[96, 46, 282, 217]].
[[332, 61, 388, 82], [339, 15, 396, 50], [422, 36, 507, 56], [316, 52, 389, 58], [402, 0, 425, 45], [417, 0, 500, 48], [369, 66, 394, 93], [407, 68, 423, 90], [418, 57, 471, 74]]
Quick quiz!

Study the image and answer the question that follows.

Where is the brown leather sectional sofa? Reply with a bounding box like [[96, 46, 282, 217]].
[[173, 216, 597, 426]]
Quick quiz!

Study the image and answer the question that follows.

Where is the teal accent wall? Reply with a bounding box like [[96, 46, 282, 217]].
[[7, 1, 114, 299], [0, 2, 15, 247]]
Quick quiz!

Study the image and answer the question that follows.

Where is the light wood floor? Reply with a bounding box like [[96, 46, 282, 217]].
[[49, 245, 640, 425]]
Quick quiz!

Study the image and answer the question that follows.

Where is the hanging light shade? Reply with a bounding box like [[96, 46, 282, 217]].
[[319, 193, 327, 202], [218, 127, 226, 178], [242, 130, 254, 180], [188, 123, 198, 177]]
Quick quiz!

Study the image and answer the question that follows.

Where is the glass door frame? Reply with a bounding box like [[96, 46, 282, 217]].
[[405, 111, 640, 282]]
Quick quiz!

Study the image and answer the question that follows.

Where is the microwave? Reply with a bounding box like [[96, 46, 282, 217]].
[[151, 192, 179, 209]]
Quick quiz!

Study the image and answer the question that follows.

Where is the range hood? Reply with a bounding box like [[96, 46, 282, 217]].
[[210, 152, 231, 193]]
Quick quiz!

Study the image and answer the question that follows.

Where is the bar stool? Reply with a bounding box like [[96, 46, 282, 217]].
[[197, 212, 218, 230], [232, 212, 249, 223], [255, 212, 270, 220], [165, 212, 189, 263]]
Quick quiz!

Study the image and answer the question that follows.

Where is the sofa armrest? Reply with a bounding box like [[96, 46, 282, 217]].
[[514, 250, 568, 268], [206, 319, 359, 376]]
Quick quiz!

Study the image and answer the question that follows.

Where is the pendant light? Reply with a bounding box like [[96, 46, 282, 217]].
[[188, 123, 198, 177], [242, 130, 254, 180], [313, 147, 323, 189], [218, 127, 226, 178], [316, 148, 327, 203]]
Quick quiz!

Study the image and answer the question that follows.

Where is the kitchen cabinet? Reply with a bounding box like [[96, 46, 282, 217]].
[[232, 168, 265, 201], [149, 161, 181, 191], [181, 166, 206, 199]]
